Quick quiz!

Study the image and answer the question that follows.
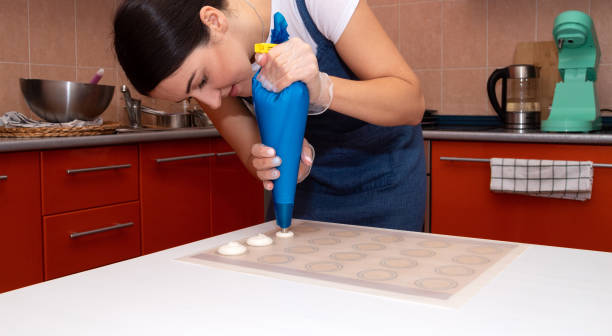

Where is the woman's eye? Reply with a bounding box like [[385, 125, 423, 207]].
[[197, 77, 207, 89]]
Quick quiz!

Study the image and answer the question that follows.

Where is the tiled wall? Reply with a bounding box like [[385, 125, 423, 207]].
[[370, 0, 612, 116], [0, 0, 166, 125], [1, 0, 611, 123]]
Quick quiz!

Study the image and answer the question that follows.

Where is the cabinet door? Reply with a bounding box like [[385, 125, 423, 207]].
[[0, 151, 43, 293], [431, 141, 612, 252], [41, 145, 138, 215], [140, 139, 213, 254], [43, 202, 141, 280], [211, 138, 264, 236]]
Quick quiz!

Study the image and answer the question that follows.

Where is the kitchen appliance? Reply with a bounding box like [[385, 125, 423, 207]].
[[20, 78, 114, 123], [542, 10, 601, 133], [487, 64, 541, 130]]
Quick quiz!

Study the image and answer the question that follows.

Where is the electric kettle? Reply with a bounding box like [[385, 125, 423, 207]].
[[487, 64, 541, 130]]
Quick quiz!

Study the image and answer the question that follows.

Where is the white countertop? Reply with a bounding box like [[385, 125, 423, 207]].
[[1, 221, 611, 336]]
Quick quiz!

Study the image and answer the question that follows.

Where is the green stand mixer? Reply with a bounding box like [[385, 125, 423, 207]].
[[541, 10, 601, 132]]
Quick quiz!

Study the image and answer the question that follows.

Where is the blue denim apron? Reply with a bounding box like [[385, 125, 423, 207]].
[[284, 0, 426, 231]]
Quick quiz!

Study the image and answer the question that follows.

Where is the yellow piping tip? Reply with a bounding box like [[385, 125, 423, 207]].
[[254, 43, 278, 53]]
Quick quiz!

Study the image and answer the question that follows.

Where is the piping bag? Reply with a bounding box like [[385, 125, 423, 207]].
[[252, 13, 309, 231]]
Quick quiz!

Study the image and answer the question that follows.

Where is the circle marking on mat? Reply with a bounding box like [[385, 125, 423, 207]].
[[257, 254, 295, 264], [357, 269, 398, 281], [306, 262, 343, 273]]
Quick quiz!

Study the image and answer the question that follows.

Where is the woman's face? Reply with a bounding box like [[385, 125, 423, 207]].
[[150, 36, 254, 109]]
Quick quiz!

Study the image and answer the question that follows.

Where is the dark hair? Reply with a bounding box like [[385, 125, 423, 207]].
[[114, 0, 227, 95]]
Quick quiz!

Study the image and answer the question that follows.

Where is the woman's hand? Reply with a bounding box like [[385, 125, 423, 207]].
[[255, 38, 333, 113], [250, 139, 315, 191]]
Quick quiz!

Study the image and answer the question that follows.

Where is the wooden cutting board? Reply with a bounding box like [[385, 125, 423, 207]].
[[513, 41, 561, 119]]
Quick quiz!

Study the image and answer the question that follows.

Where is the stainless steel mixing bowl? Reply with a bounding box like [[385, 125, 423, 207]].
[[20, 78, 115, 123]]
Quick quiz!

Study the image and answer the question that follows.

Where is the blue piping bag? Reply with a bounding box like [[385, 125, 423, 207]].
[[252, 13, 309, 230]]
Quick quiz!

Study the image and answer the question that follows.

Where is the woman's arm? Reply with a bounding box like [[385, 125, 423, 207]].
[[331, 0, 425, 126], [257, 0, 424, 127]]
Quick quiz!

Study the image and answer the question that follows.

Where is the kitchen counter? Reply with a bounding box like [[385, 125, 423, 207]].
[[0, 221, 610, 336], [0, 127, 220, 153], [422, 125, 612, 145], [2, 124, 612, 153]]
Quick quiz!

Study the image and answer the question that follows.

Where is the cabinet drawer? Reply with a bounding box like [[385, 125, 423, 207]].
[[42, 145, 138, 215], [43, 202, 141, 280]]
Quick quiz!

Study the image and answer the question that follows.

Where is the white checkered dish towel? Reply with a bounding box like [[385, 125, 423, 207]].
[[490, 158, 593, 201]]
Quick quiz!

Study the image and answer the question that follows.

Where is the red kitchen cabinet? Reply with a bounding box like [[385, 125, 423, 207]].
[[41, 145, 138, 215], [0, 151, 43, 293], [431, 140, 612, 252], [43, 201, 141, 280], [211, 138, 264, 235], [140, 139, 213, 254]]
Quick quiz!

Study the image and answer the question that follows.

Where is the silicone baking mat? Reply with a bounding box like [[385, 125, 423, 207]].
[[179, 220, 527, 307]]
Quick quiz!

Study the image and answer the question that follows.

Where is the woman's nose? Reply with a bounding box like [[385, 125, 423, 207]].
[[194, 89, 222, 109]]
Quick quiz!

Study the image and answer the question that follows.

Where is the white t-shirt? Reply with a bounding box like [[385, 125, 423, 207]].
[[267, 0, 359, 54], [246, 0, 359, 113]]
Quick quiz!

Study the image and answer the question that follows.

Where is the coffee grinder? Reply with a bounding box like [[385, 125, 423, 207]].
[[541, 10, 601, 132]]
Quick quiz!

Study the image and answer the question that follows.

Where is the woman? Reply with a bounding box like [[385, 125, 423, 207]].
[[114, 0, 426, 231]]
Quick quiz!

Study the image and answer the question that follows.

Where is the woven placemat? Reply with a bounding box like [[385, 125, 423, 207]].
[[0, 122, 120, 138]]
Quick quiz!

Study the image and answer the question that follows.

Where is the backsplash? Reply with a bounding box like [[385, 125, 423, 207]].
[[0, 0, 173, 125], [371, 0, 612, 116], [1, 0, 611, 123]]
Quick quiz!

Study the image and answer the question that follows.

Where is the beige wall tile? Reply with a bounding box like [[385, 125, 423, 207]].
[[537, 0, 589, 41], [369, 0, 398, 6], [372, 4, 399, 47], [76, 0, 116, 68], [399, 0, 433, 3], [0, 0, 29, 63], [596, 64, 612, 115], [0, 63, 29, 115], [488, 0, 536, 67], [591, 0, 612, 65], [77, 67, 118, 122], [399, 1, 441, 69], [30, 65, 76, 82], [443, 69, 489, 115], [416, 70, 442, 111], [443, 0, 486, 68], [2, 0, 610, 121], [29, 0, 76, 65]]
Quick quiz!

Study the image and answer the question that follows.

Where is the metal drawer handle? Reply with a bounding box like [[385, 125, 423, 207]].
[[440, 156, 612, 168], [0, 175, 7, 181], [155, 153, 214, 163], [69, 222, 134, 239], [216, 151, 236, 157], [67, 164, 132, 175]]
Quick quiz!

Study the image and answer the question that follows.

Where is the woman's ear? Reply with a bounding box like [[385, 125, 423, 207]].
[[199, 6, 228, 42]]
